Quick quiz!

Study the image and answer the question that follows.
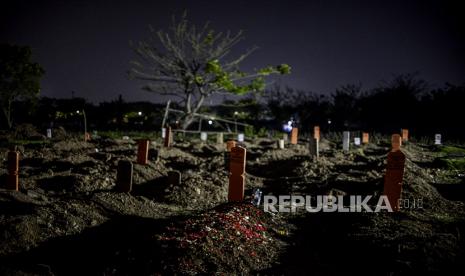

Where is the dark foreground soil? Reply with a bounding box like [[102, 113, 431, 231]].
[[0, 133, 464, 275]]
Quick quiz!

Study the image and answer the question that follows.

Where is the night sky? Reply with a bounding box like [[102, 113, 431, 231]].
[[2, 0, 464, 103]]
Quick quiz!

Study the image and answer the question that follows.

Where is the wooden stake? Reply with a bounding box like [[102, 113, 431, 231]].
[[228, 147, 246, 202]]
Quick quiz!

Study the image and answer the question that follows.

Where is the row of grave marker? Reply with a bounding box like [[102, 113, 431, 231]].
[[2, 130, 418, 212], [43, 125, 443, 147]]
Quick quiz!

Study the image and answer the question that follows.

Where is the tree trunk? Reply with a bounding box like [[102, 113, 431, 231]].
[[181, 113, 196, 130], [181, 94, 205, 130]]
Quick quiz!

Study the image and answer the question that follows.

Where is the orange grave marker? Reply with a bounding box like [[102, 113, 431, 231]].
[[226, 140, 236, 152], [401, 129, 409, 142], [362, 132, 369, 144], [116, 160, 133, 193], [313, 126, 320, 141], [228, 147, 246, 202], [7, 150, 19, 191], [290, 128, 298, 145], [391, 134, 402, 151], [85, 132, 91, 141], [383, 150, 406, 211], [137, 139, 150, 165], [164, 127, 172, 147]]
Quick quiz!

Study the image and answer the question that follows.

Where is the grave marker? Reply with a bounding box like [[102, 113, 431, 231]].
[[226, 140, 236, 152], [46, 129, 52, 139], [216, 133, 224, 144], [383, 150, 406, 212], [238, 133, 245, 142], [161, 128, 166, 138], [309, 137, 319, 159], [225, 140, 236, 171], [343, 131, 350, 152], [314, 126, 320, 141], [148, 148, 159, 162], [200, 132, 208, 142], [164, 127, 172, 147], [434, 134, 441, 145], [137, 139, 149, 165], [85, 132, 91, 141], [362, 132, 369, 144], [391, 134, 402, 151], [278, 139, 285, 149], [116, 160, 133, 193], [283, 133, 288, 142], [354, 137, 361, 146], [7, 149, 19, 191], [167, 170, 182, 186], [401, 129, 409, 142], [290, 128, 298, 145], [228, 146, 246, 201]]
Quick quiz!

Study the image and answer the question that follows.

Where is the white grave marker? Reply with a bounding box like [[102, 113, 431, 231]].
[[200, 132, 208, 141], [161, 128, 166, 138], [46, 129, 52, 139], [354, 137, 361, 146], [278, 139, 285, 149], [434, 134, 442, 145], [238, 133, 245, 142]]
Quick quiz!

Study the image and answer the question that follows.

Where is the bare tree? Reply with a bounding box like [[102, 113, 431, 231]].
[[129, 13, 290, 129]]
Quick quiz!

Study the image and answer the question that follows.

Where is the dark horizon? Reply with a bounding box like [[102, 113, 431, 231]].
[[2, 0, 465, 103]]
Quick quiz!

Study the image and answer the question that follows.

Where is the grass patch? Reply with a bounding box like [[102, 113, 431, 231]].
[[433, 157, 465, 170], [435, 145, 465, 155]]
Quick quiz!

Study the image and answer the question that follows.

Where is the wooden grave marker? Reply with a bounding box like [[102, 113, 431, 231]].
[[314, 126, 320, 141], [401, 129, 409, 142], [290, 128, 298, 145], [137, 139, 150, 165], [309, 137, 319, 159], [391, 134, 402, 152], [362, 132, 369, 144], [383, 150, 406, 211], [228, 146, 246, 201], [167, 170, 182, 186], [224, 140, 237, 170], [116, 160, 133, 193], [7, 150, 19, 191], [164, 127, 172, 147]]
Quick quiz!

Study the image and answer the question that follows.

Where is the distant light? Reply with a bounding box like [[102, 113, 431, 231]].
[[283, 124, 292, 133], [234, 111, 239, 115], [138, 111, 142, 116], [328, 119, 332, 125], [287, 121, 292, 126], [76, 110, 80, 114], [208, 120, 213, 125]]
